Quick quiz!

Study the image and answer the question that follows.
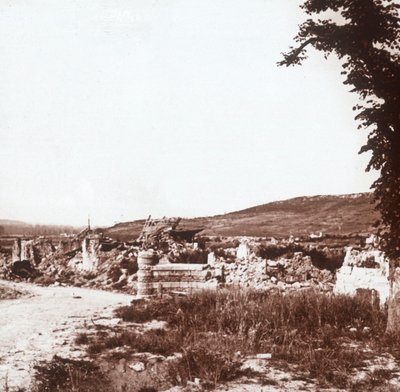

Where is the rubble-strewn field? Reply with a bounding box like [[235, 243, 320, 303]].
[[28, 288, 400, 392], [1, 227, 363, 295], [0, 193, 395, 391]]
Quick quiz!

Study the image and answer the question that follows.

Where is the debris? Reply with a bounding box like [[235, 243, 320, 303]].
[[128, 362, 145, 372], [256, 353, 272, 360]]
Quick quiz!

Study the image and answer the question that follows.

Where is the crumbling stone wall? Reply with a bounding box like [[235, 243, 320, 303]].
[[12, 238, 55, 264], [136, 251, 215, 297], [12, 239, 36, 263], [81, 236, 100, 271], [210, 252, 334, 292], [58, 236, 81, 254], [334, 247, 390, 304]]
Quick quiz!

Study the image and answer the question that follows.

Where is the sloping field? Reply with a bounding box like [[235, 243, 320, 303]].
[[104, 193, 379, 240]]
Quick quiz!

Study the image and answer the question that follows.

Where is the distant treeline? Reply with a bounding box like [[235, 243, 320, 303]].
[[0, 223, 81, 237]]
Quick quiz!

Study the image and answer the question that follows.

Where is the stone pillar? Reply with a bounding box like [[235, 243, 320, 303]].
[[12, 239, 21, 262], [81, 237, 100, 271], [137, 250, 156, 298], [21, 240, 35, 262], [237, 242, 250, 260]]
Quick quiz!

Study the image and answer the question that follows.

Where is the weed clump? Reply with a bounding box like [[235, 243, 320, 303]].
[[32, 356, 112, 392], [168, 335, 242, 388], [87, 328, 178, 356]]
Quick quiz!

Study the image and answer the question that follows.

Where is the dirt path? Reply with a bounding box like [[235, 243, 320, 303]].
[[0, 280, 133, 391]]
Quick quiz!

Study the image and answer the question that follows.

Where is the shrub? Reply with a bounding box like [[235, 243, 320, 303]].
[[75, 333, 89, 345], [168, 335, 242, 388], [32, 356, 113, 392]]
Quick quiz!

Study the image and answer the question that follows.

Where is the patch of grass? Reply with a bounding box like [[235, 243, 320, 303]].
[[87, 329, 179, 357], [75, 332, 89, 345], [260, 376, 279, 386], [113, 288, 388, 389], [167, 334, 242, 388], [117, 289, 386, 339], [41, 289, 389, 391], [350, 368, 396, 391], [31, 356, 114, 392]]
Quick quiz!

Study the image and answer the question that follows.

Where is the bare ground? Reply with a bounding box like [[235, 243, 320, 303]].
[[0, 279, 133, 391]]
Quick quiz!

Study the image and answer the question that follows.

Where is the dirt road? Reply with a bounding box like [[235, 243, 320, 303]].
[[0, 280, 133, 391]]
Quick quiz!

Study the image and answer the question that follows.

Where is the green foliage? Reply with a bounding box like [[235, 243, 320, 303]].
[[280, 0, 400, 260]]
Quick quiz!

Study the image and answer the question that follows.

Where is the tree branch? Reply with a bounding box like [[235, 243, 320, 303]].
[[278, 37, 318, 66]]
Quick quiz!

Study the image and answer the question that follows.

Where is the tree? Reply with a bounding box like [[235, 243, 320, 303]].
[[279, 0, 400, 329]]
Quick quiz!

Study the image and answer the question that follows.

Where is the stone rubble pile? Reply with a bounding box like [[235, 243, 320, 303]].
[[208, 250, 334, 292], [1, 221, 345, 294]]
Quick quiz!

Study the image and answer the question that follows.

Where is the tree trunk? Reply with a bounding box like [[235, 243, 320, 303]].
[[386, 264, 400, 332]]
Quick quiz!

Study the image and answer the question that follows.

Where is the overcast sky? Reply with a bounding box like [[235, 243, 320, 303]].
[[0, 0, 378, 227]]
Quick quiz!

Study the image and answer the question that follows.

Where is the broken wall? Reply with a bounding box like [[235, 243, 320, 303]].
[[334, 248, 390, 304]]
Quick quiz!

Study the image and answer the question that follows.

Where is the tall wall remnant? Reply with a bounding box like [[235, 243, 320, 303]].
[[334, 247, 390, 304], [66, 234, 101, 272], [12, 239, 36, 263], [12, 238, 55, 264], [81, 236, 100, 271], [236, 241, 250, 260]]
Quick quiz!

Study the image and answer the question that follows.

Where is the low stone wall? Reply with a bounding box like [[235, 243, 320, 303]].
[[136, 251, 215, 297]]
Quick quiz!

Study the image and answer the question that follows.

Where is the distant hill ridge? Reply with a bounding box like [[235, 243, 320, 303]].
[[0, 220, 80, 236], [104, 192, 379, 240], [1, 193, 377, 238]]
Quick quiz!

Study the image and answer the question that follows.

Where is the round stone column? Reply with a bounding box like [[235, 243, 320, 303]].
[[137, 250, 156, 298]]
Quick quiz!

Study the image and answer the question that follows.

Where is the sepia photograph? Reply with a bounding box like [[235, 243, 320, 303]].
[[1, 0, 400, 391]]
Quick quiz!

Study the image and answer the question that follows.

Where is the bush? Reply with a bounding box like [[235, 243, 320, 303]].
[[75, 333, 89, 345], [32, 356, 113, 392]]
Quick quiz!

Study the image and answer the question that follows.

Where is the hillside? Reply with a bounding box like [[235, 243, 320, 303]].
[[0, 220, 80, 236], [104, 193, 380, 240]]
